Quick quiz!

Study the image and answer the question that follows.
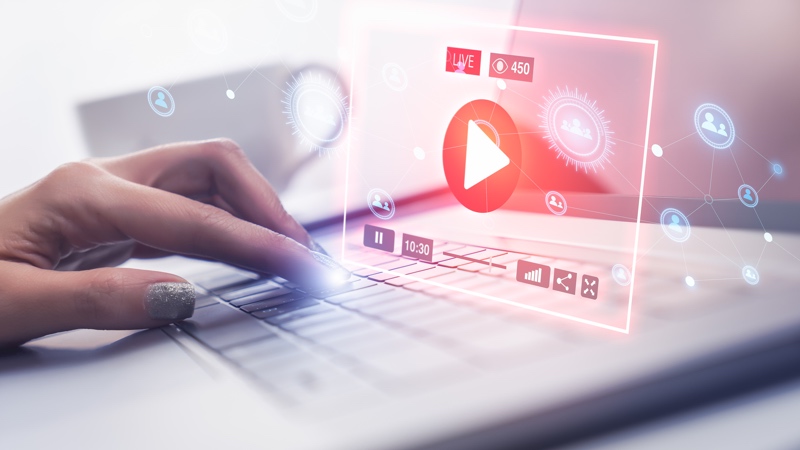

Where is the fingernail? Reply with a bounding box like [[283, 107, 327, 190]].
[[310, 240, 330, 257], [310, 251, 351, 283], [145, 282, 196, 320]]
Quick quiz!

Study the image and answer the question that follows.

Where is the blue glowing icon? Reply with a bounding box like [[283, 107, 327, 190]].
[[147, 86, 175, 117], [741, 265, 759, 286], [694, 103, 735, 149], [737, 183, 759, 208], [773, 163, 784, 175], [660, 208, 691, 243]]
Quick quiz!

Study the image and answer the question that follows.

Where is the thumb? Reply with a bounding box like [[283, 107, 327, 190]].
[[0, 263, 195, 347]]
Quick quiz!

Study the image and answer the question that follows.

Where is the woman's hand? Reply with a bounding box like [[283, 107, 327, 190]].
[[0, 139, 348, 348]]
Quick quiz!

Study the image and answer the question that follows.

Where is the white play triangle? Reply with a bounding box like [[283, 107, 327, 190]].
[[463, 119, 510, 190]]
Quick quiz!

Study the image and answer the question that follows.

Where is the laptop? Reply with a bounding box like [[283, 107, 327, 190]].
[[3, 1, 800, 449]]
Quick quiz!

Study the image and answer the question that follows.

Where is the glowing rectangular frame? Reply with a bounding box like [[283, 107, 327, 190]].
[[341, 19, 659, 334]]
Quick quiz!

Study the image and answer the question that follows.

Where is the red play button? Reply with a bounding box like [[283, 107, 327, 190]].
[[442, 100, 522, 213]]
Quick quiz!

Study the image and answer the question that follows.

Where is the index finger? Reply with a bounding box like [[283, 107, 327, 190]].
[[98, 139, 317, 251], [97, 176, 348, 290]]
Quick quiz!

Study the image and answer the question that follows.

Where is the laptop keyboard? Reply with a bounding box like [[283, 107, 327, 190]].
[[176, 241, 621, 411]]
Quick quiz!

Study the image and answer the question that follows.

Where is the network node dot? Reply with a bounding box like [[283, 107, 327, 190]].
[[764, 232, 773, 243], [685, 275, 696, 287], [496, 79, 507, 90], [413, 146, 425, 160], [651, 144, 663, 157], [773, 163, 784, 175], [704, 194, 714, 204], [226, 89, 235, 100]]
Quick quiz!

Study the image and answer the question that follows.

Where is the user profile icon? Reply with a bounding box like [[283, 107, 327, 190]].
[[382, 62, 408, 92], [737, 183, 759, 208], [694, 103, 735, 149], [545, 191, 567, 216], [187, 9, 228, 54], [147, 86, 175, 117], [741, 265, 759, 286], [611, 264, 631, 287], [367, 188, 395, 220], [660, 208, 691, 243]]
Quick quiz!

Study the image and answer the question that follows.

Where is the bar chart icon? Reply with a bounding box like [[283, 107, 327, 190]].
[[524, 267, 543, 283], [516, 260, 550, 288]]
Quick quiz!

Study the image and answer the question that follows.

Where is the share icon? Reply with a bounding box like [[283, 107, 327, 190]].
[[553, 268, 577, 295]]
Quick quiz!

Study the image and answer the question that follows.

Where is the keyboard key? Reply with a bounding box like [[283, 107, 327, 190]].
[[222, 336, 299, 369], [384, 265, 453, 287], [194, 294, 219, 309], [280, 309, 353, 331], [368, 263, 434, 282], [251, 298, 320, 319], [194, 270, 258, 292], [230, 287, 293, 307], [357, 295, 433, 316], [219, 280, 282, 301], [263, 304, 335, 326], [178, 304, 275, 350], [293, 315, 376, 342], [339, 290, 415, 311], [240, 292, 309, 313], [304, 277, 377, 299], [354, 260, 418, 278], [325, 284, 395, 304]]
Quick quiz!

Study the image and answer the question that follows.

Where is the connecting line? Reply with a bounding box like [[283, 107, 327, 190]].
[[685, 201, 707, 218], [508, 158, 545, 194], [708, 149, 715, 193], [660, 156, 707, 196], [758, 173, 775, 193], [661, 131, 698, 149], [774, 241, 800, 264], [166, 48, 201, 91], [691, 231, 743, 270], [727, 145, 747, 185], [568, 206, 638, 221], [399, 93, 419, 151], [692, 277, 740, 282], [636, 234, 665, 263], [442, 252, 508, 269], [752, 207, 767, 231], [390, 160, 417, 196], [249, 65, 283, 91], [737, 136, 773, 163], [222, 71, 230, 89], [505, 87, 545, 110], [611, 137, 643, 147], [708, 203, 747, 265], [605, 157, 660, 215], [756, 242, 768, 268]]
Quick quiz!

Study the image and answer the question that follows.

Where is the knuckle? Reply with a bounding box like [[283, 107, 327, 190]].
[[189, 203, 238, 245], [39, 161, 106, 196], [76, 270, 123, 324], [207, 138, 246, 161]]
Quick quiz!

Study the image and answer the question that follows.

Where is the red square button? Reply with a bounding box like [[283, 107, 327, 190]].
[[445, 47, 482, 76]]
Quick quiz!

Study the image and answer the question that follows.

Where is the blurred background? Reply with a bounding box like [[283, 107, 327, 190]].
[[1, 0, 798, 227]]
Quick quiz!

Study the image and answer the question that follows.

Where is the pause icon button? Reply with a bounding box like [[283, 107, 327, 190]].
[[364, 224, 395, 252]]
